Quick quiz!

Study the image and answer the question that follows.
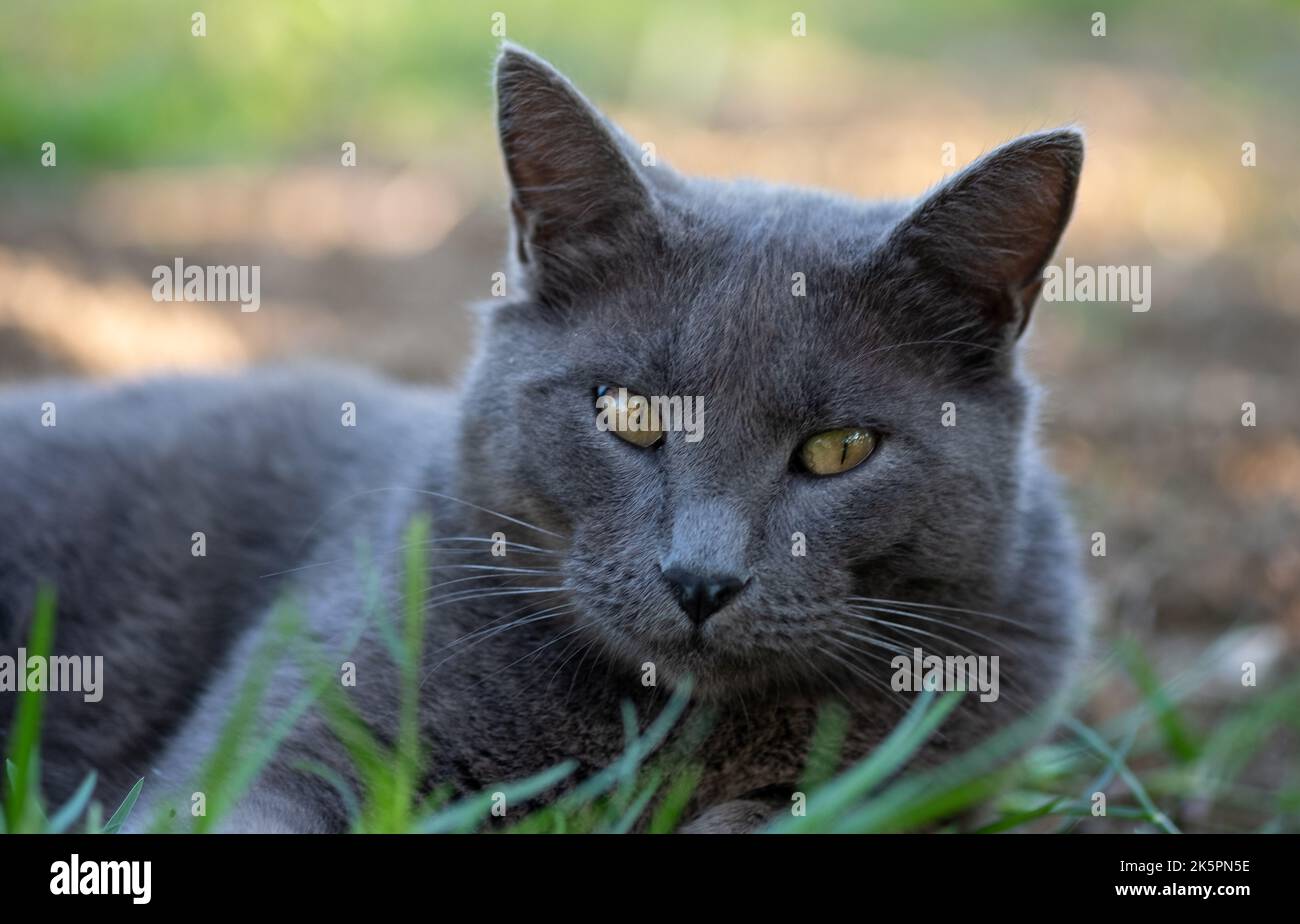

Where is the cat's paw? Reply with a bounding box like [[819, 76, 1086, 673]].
[[679, 798, 779, 834]]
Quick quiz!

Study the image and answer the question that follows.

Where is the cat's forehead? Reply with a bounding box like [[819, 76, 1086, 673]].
[[643, 185, 911, 360], [548, 181, 940, 402], [653, 183, 908, 324], [665, 179, 908, 260], [595, 270, 908, 423]]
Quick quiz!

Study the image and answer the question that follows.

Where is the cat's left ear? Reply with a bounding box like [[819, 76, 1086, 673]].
[[886, 129, 1083, 339], [494, 44, 657, 306]]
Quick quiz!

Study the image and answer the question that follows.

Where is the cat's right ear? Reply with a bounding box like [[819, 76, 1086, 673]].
[[494, 44, 655, 305], [883, 129, 1084, 341]]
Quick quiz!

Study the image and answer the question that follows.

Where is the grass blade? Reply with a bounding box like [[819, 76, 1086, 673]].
[[1066, 718, 1179, 834], [46, 771, 97, 834], [3, 586, 56, 833], [102, 777, 145, 834], [768, 690, 961, 833], [412, 760, 577, 834]]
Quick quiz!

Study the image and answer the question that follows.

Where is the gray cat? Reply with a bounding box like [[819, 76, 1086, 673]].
[[0, 45, 1087, 833]]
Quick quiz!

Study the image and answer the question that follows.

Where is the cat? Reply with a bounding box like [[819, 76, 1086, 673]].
[[0, 44, 1088, 833]]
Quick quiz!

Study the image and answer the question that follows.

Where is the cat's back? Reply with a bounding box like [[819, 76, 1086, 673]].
[[0, 364, 454, 797], [0, 364, 450, 588]]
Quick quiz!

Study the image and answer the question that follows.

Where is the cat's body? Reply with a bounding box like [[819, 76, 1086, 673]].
[[0, 46, 1088, 832]]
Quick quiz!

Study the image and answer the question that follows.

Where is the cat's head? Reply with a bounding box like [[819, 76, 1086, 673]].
[[458, 45, 1082, 699]]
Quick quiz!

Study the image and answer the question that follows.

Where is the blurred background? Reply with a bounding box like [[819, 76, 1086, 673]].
[[1, 1, 1297, 829]]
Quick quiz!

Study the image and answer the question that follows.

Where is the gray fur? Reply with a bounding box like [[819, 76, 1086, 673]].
[[0, 45, 1087, 832]]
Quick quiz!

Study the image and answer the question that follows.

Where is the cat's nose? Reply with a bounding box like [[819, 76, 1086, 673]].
[[661, 567, 747, 625]]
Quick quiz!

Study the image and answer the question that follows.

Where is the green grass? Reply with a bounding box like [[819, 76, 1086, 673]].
[[3, 532, 1297, 834], [3, 0, 1295, 169], [1, 586, 144, 834]]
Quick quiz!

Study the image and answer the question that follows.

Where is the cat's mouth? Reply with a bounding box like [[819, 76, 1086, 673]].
[[600, 610, 784, 697], [568, 570, 790, 695]]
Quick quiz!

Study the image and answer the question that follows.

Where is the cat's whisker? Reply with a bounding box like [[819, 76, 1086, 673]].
[[822, 632, 908, 680], [825, 628, 975, 731], [259, 537, 561, 580], [543, 635, 585, 690], [369, 573, 561, 622], [470, 621, 589, 689], [415, 571, 541, 598], [801, 649, 861, 705], [820, 641, 949, 736], [860, 337, 1008, 360], [410, 536, 561, 555], [423, 564, 559, 576], [426, 596, 566, 656], [402, 487, 569, 541], [276, 486, 568, 574], [565, 636, 606, 704], [441, 603, 572, 655], [259, 556, 362, 579], [419, 602, 577, 686], [845, 595, 1046, 634], [828, 626, 915, 660], [364, 578, 560, 644], [841, 605, 1011, 654], [838, 610, 1037, 712], [416, 545, 561, 559], [817, 640, 906, 704], [400, 569, 562, 611], [545, 630, 598, 695], [364, 570, 557, 614], [423, 585, 567, 607], [410, 586, 569, 626]]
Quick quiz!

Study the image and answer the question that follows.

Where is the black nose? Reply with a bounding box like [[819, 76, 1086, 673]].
[[662, 567, 746, 626]]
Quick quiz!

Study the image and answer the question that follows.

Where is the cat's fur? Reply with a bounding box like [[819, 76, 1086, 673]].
[[0, 45, 1087, 832]]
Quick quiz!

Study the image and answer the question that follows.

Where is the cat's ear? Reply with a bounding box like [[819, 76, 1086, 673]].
[[494, 44, 655, 304], [886, 129, 1083, 339]]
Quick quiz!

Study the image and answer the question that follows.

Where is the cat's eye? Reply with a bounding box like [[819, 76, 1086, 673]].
[[594, 385, 664, 448], [798, 428, 878, 476]]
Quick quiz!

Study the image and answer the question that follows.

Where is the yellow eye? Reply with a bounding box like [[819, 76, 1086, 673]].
[[798, 428, 877, 476], [595, 385, 664, 448]]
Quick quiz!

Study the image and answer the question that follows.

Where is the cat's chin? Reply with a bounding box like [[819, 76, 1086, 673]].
[[608, 632, 791, 701], [580, 604, 818, 700], [659, 658, 803, 702]]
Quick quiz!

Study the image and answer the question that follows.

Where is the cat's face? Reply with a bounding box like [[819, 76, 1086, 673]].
[[459, 45, 1082, 699]]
